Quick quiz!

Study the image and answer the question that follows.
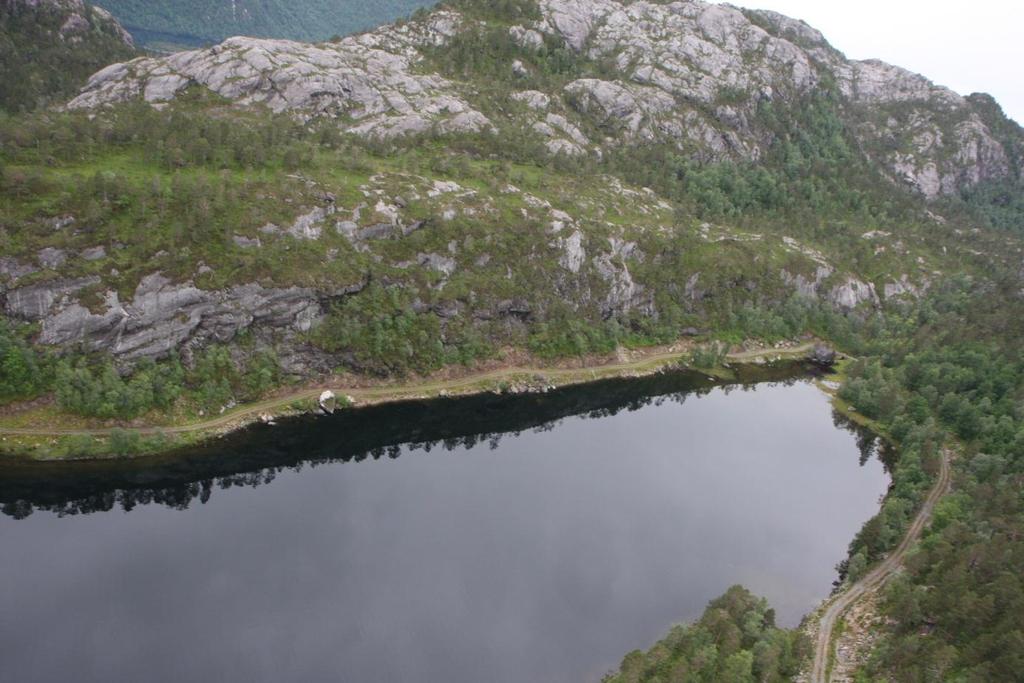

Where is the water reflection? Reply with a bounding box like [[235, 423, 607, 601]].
[[1, 364, 824, 519], [0, 364, 889, 683]]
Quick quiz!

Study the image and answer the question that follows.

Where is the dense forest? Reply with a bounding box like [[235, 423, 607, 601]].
[[604, 586, 808, 682], [0, 0, 137, 112]]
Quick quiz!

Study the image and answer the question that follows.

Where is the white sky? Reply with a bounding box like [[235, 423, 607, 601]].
[[723, 0, 1024, 123]]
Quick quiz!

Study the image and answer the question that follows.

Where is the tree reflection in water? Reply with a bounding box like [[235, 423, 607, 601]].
[[0, 363, 851, 520]]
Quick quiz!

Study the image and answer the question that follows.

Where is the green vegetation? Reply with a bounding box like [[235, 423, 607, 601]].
[[604, 586, 808, 683], [0, 1, 137, 112], [807, 278, 1024, 680], [313, 284, 492, 376], [55, 357, 184, 419], [2, 0, 1024, 676], [958, 178, 1024, 235], [50, 345, 283, 418], [836, 294, 1024, 680], [94, 0, 433, 47], [0, 321, 53, 403], [690, 343, 728, 369], [0, 323, 284, 420], [607, 92, 917, 228]]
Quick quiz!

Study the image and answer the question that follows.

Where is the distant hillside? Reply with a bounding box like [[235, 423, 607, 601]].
[[0, 0, 137, 112], [94, 0, 436, 48]]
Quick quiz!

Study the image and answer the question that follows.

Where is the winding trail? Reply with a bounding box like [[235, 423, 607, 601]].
[[810, 447, 952, 683], [0, 343, 816, 439]]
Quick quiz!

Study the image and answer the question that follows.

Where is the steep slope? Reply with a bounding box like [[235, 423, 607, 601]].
[[94, 0, 434, 48], [1, 0, 1020, 374], [69, 0, 1023, 202], [0, 0, 137, 112], [68, 11, 493, 138]]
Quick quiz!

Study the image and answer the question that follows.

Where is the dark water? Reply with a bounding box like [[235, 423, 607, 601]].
[[0, 368, 888, 683]]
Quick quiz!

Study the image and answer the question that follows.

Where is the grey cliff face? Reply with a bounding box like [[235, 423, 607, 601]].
[[3, 273, 333, 363], [532, 0, 1016, 196], [68, 12, 490, 140], [65, 0, 1020, 199]]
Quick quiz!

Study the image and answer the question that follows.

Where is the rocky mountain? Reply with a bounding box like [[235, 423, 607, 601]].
[[94, 0, 433, 49], [2, 0, 1023, 376], [69, 0, 1022, 199], [0, 0, 137, 111], [4, 3, 1024, 679]]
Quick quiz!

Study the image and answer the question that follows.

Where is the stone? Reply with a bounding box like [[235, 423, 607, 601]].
[[232, 235, 261, 248], [63, 0, 1017, 196], [564, 78, 675, 139], [592, 237, 652, 317], [69, 27, 491, 141], [783, 265, 834, 299], [510, 90, 551, 110], [287, 206, 332, 240], [418, 252, 457, 277], [14, 271, 336, 362], [558, 230, 586, 273], [46, 215, 76, 231], [318, 390, 337, 414], [828, 277, 879, 310], [5, 277, 100, 320], [808, 344, 837, 366], [532, 112, 589, 155], [0, 258, 38, 284], [884, 275, 924, 300], [509, 25, 545, 51], [37, 248, 68, 269], [81, 246, 107, 261]]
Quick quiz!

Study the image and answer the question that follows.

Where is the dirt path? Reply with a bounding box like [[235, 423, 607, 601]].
[[0, 343, 816, 439], [809, 447, 952, 683]]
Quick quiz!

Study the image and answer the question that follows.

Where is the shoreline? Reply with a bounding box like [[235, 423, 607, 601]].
[[0, 340, 820, 461], [2, 335, 917, 681]]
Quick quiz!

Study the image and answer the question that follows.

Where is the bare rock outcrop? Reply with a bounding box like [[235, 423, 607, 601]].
[[68, 14, 490, 140], [533, 0, 1017, 194], [3, 273, 342, 362], [64, 0, 1020, 197]]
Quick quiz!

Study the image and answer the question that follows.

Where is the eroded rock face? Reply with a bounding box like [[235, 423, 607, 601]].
[[4, 277, 100, 320], [66, 0, 1019, 197], [3, 273, 341, 362], [593, 238, 653, 317], [782, 264, 885, 310], [68, 14, 491, 140], [884, 275, 926, 300], [558, 230, 586, 273], [861, 108, 1013, 199], [828, 277, 879, 310], [532, 0, 1017, 194]]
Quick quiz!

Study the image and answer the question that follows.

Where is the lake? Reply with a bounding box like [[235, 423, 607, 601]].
[[0, 368, 889, 683]]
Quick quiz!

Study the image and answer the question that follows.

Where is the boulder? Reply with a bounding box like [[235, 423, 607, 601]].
[[808, 344, 838, 367], [318, 390, 337, 414]]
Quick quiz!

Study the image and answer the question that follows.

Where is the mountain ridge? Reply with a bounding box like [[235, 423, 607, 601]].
[[67, 0, 1022, 201]]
